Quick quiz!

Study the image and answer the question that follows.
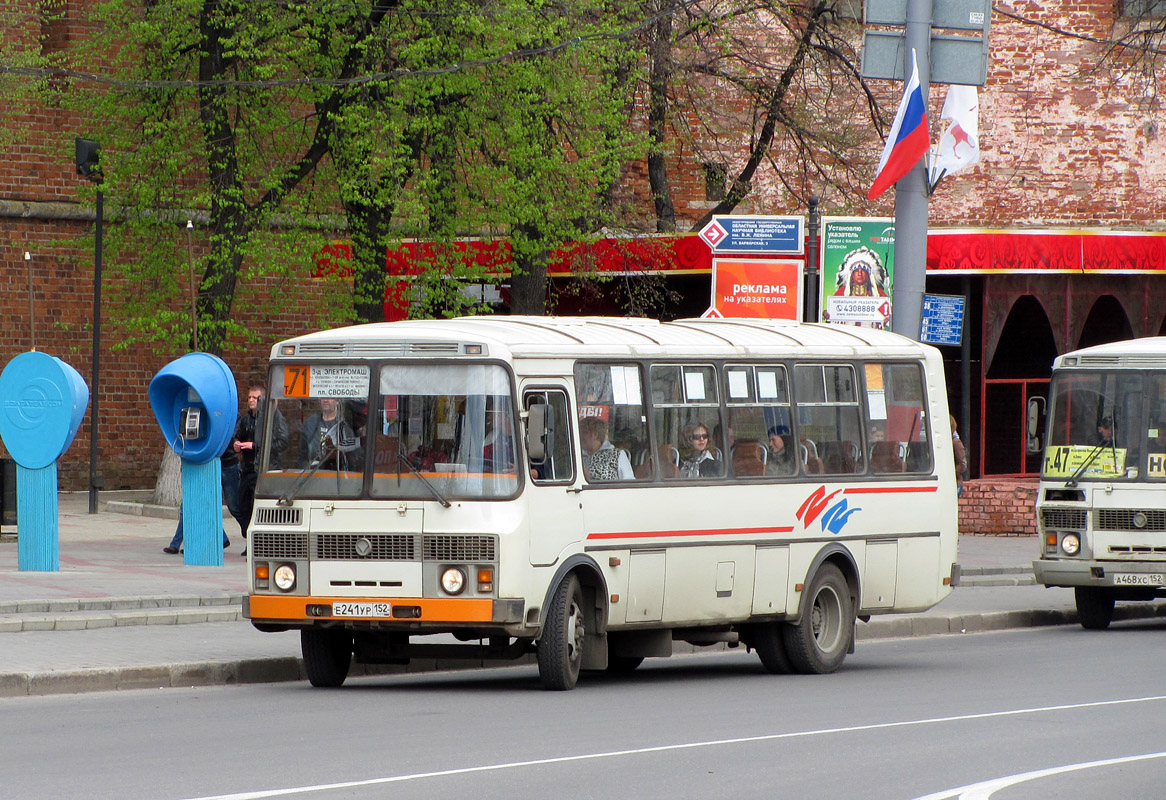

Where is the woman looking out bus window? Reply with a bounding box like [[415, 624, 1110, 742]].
[[580, 416, 633, 481], [681, 422, 723, 478]]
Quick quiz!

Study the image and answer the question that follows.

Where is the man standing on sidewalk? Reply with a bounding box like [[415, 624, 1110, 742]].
[[163, 435, 239, 554], [233, 383, 287, 557]]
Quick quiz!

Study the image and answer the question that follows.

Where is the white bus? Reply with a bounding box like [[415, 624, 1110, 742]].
[[1030, 337, 1166, 629], [243, 316, 958, 689]]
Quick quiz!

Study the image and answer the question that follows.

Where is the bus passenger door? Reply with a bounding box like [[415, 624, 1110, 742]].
[[524, 388, 585, 566]]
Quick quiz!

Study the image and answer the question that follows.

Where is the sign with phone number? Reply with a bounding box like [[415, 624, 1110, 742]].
[[283, 365, 369, 398]]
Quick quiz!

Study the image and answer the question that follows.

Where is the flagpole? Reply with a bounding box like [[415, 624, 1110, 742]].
[[890, 0, 933, 342]]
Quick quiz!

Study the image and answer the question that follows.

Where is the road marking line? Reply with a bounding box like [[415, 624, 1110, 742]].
[[177, 694, 1166, 800], [910, 751, 1166, 800]]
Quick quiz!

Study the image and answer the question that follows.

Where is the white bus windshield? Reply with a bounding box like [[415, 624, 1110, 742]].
[[257, 362, 519, 500], [1043, 371, 1145, 481], [370, 363, 519, 500]]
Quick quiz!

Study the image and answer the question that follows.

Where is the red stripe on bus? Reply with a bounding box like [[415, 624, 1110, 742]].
[[587, 526, 796, 540], [843, 486, 939, 494]]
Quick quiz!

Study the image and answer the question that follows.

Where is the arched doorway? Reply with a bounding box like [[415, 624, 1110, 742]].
[[1078, 296, 1134, 349], [984, 296, 1057, 475]]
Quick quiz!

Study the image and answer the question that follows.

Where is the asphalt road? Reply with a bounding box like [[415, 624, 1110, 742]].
[[6, 619, 1166, 800]]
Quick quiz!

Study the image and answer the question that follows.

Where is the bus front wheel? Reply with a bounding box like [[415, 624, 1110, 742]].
[[301, 628, 353, 687], [1075, 587, 1116, 630], [538, 575, 585, 690], [783, 564, 853, 674]]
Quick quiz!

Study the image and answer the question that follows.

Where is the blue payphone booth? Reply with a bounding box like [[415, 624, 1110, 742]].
[[149, 353, 237, 566], [0, 352, 90, 571]]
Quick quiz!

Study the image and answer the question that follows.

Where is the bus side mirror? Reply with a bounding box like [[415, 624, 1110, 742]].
[[525, 402, 547, 462], [1027, 396, 1045, 454]]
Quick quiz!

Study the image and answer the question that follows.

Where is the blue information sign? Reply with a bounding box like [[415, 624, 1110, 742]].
[[920, 293, 966, 346], [699, 215, 804, 255]]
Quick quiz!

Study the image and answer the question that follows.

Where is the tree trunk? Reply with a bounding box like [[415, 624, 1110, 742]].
[[153, 448, 182, 507], [647, 0, 676, 233]]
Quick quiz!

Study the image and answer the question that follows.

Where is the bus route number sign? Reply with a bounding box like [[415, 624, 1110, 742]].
[[283, 365, 369, 398]]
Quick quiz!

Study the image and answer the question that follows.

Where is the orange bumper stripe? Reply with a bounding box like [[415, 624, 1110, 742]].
[[247, 594, 494, 623]]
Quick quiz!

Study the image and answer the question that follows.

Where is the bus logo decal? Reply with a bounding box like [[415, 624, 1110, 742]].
[[821, 499, 861, 534], [797, 486, 860, 534], [797, 486, 841, 529]]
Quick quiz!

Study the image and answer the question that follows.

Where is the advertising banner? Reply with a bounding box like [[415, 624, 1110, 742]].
[[820, 217, 895, 328], [712, 258, 803, 320]]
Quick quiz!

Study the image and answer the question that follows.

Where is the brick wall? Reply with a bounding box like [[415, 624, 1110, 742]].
[[958, 478, 1040, 536]]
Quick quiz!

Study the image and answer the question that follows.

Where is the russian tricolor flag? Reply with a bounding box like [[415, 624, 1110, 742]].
[[867, 50, 930, 201]]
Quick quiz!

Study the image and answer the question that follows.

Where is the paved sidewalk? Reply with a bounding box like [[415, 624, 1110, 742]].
[[1, 491, 1164, 697]]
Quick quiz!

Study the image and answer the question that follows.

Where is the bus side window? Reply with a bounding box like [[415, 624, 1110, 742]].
[[525, 390, 574, 483]]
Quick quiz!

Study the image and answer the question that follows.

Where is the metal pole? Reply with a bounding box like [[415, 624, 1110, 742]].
[[187, 220, 198, 352], [961, 274, 973, 475], [25, 252, 34, 351], [890, 0, 933, 342], [89, 186, 103, 514], [804, 197, 820, 322]]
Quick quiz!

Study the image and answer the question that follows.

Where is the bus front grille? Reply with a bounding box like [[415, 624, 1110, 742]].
[[1096, 509, 1166, 531], [423, 535, 496, 562], [1041, 508, 1087, 530], [317, 533, 416, 560], [252, 531, 309, 559], [254, 507, 303, 526]]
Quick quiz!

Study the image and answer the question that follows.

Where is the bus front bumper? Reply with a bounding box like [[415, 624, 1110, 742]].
[[245, 595, 525, 626], [1034, 558, 1166, 590]]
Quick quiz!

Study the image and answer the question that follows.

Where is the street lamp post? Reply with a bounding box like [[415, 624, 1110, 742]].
[[75, 138, 103, 515]]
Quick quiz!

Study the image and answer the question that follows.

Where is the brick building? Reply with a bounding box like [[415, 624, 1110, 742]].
[[2, 0, 1165, 525]]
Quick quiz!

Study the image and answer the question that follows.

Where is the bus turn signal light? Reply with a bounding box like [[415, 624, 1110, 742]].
[[478, 568, 494, 593]]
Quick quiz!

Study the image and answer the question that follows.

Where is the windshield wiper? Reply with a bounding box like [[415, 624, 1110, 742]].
[[396, 450, 452, 508], [1065, 441, 1107, 488], [277, 444, 337, 506]]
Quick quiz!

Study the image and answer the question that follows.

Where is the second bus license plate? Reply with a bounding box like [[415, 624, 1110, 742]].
[[332, 601, 392, 618], [1112, 573, 1164, 587]]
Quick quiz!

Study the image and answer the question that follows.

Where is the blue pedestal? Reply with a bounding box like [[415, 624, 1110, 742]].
[[16, 463, 58, 572], [182, 459, 224, 567]]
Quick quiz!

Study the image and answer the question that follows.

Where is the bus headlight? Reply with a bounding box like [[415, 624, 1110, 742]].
[[274, 564, 297, 591], [441, 567, 467, 595], [1061, 534, 1081, 556]]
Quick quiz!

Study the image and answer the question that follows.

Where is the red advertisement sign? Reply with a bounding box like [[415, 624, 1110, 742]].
[[712, 258, 803, 320]]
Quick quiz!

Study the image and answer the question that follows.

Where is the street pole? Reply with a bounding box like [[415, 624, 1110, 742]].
[[804, 197, 820, 323], [89, 184, 103, 514], [76, 137, 103, 515], [890, 0, 933, 342]]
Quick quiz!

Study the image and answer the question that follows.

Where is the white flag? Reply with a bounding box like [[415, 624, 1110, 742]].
[[930, 85, 980, 180]]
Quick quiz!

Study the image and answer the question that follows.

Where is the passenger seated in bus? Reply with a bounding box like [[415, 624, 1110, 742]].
[[482, 410, 518, 473], [681, 422, 723, 478], [766, 426, 798, 476], [298, 397, 364, 470], [580, 416, 633, 481]]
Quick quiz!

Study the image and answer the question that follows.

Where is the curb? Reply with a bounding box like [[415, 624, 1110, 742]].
[[4, 603, 1165, 698], [0, 595, 245, 633]]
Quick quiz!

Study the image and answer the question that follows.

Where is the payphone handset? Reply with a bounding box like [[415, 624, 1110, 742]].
[[178, 388, 206, 441]]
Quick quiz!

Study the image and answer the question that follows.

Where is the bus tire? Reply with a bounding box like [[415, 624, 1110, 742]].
[[1075, 587, 1115, 630], [301, 628, 353, 687], [538, 574, 585, 690], [783, 564, 853, 674], [752, 622, 794, 674]]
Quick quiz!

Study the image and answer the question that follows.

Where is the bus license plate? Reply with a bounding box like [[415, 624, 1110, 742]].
[[1112, 574, 1163, 587], [332, 601, 392, 618]]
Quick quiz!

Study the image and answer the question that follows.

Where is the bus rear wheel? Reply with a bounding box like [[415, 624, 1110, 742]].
[[538, 575, 585, 690], [1075, 587, 1115, 630], [301, 628, 353, 687], [783, 564, 853, 674]]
